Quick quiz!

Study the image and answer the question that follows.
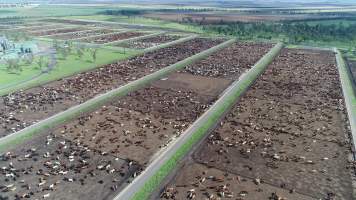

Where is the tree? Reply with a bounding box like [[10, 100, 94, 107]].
[[5, 58, 20, 73], [59, 47, 69, 60], [23, 33, 31, 41], [76, 47, 84, 60], [53, 39, 60, 49], [65, 41, 74, 55], [90, 48, 98, 63], [24, 53, 34, 65], [36, 56, 48, 70], [12, 33, 20, 42]]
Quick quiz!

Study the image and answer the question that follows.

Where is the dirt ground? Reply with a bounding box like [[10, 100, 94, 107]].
[[43, 19, 101, 26], [17, 25, 65, 32], [0, 38, 224, 137], [59, 72, 230, 165], [0, 66, 232, 200], [48, 29, 116, 40], [116, 35, 182, 49], [0, 40, 275, 200], [31, 28, 84, 37], [16, 22, 51, 27], [182, 42, 273, 79], [160, 49, 355, 200], [153, 73, 231, 97], [80, 32, 145, 44], [159, 162, 315, 200], [0, 133, 139, 200]]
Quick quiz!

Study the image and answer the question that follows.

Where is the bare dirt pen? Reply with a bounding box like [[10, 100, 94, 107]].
[[58, 73, 230, 165], [0, 131, 138, 200], [159, 49, 354, 200], [182, 42, 273, 79], [79, 32, 146, 44], [116, 35, 182, 49], [31, 27, 84, 37], [15, 24, 66, 32], [16, 22, 48, 27], [0, 73, 228, 200], [47, 29, 116, 40], [0, 39, 250, 200], [0, 38, 224, 137]]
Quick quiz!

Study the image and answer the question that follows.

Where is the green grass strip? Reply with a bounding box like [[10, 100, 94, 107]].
[[0, 35, 196, 96], [0, 49, 136, 96], [335, 48, 356, 153], [0, 38, 236, 153], [125, 42, 284, 200]]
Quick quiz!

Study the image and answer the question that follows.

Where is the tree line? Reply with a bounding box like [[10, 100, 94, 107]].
[[99, 8, 216, 17], [99, 10, 145, 17], [201, 21, 356, 44]]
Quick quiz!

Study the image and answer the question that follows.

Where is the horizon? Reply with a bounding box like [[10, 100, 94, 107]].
[[2, 0, 356, 6]]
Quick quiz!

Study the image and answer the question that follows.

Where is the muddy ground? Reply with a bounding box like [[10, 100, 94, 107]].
[[80, 32, 146, 44], [0, 38, 224, 137], [48, 29, 116, 40], [160, 49, 355, 200], [116, 35, 182, 49]]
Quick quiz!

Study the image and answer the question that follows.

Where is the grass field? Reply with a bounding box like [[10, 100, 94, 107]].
[[0, 5, 109, 18], [0, 59, 42, 87], [63, 15, 204, 33], [0, 47, 138, 94]]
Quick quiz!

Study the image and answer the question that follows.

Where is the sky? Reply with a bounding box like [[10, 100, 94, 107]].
[[3, 0, 356, 6], [107, 0, 356, 7], [94, 0, 356, 3]]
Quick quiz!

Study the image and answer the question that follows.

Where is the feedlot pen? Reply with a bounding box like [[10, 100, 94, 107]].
[[158, 48, 356, 200], [0, 38, 223, 137], [0, 33, 355, 200], [0, 41, 271, 200]]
